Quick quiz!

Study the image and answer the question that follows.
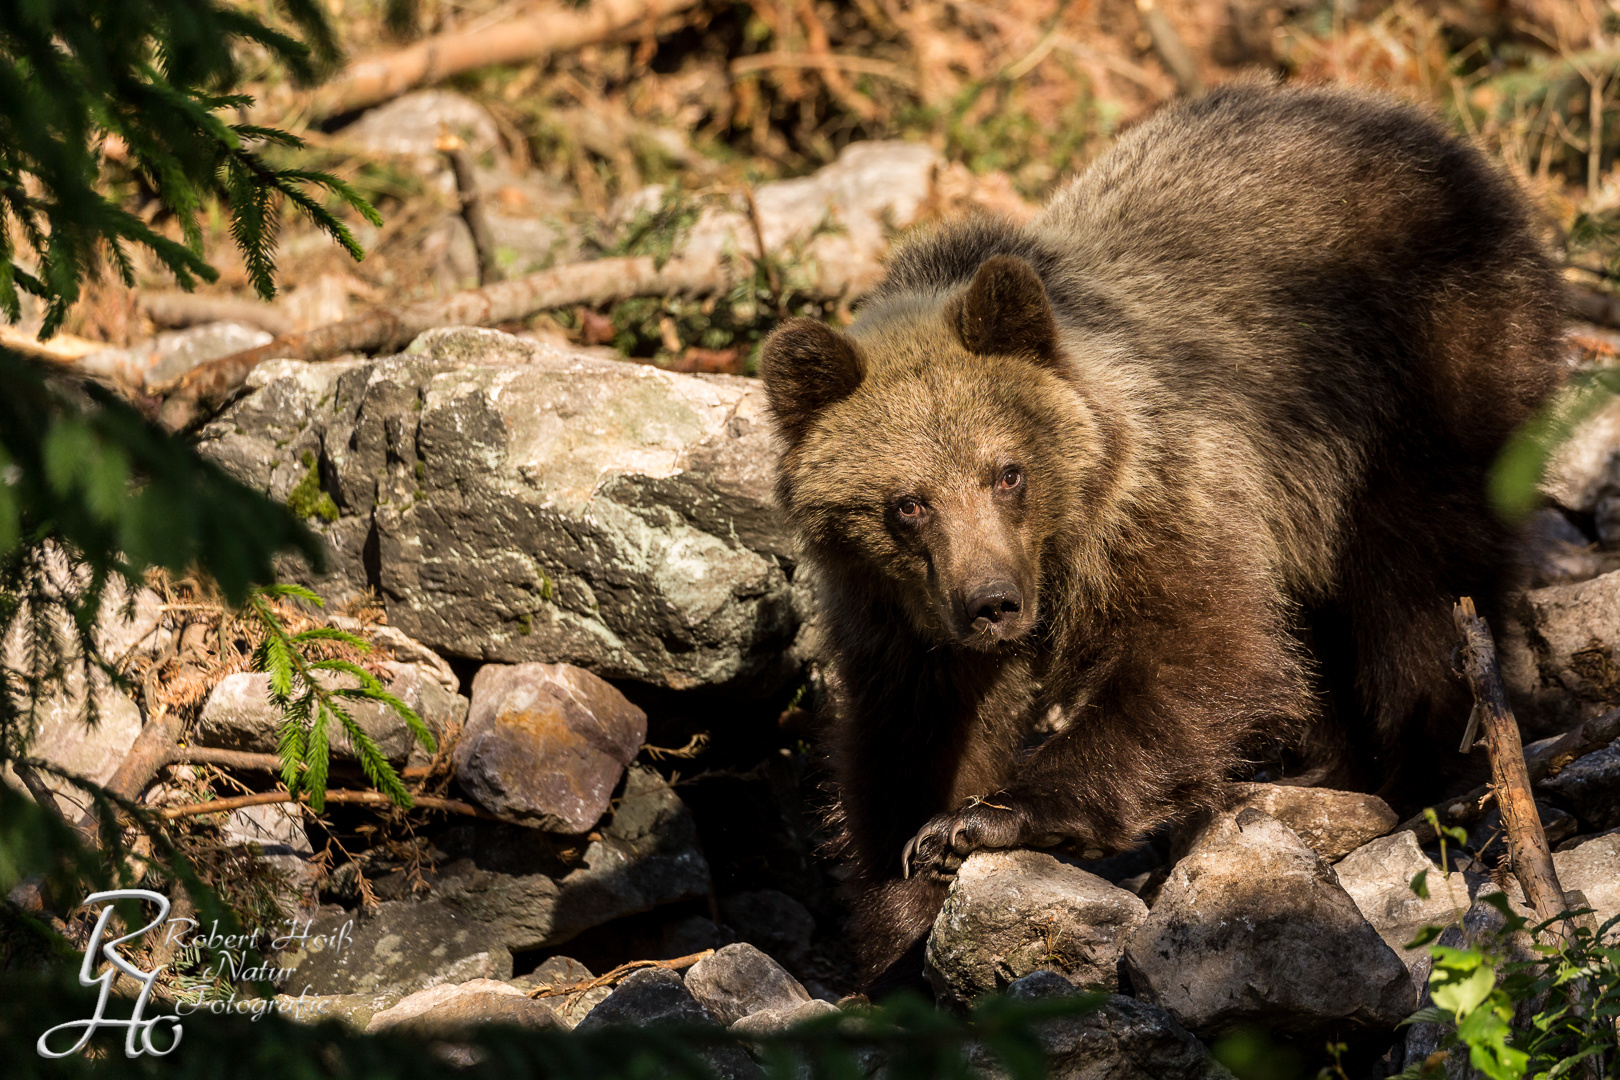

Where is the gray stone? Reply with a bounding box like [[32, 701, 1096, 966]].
[[273, 991, 403, 1030], [1506, 571, 1620, 728], [196, 661, 460, 765], [1540, 739, 1620, 830], [199, 333, 806, 693], [77, 321, 272, 392], [576, 968, 711, 1029], [2, 573, 166, 808], [926, 849, 1148, 1005], [719, 889, 816, 967], [728, 997, 838, 1036], [1332, 831, 1470, 983], [279, 900, 513, 997], [430, 765, 711, 950], [454, 662, 646, 831], [223, 802, 312, 856], [509, 957, 610, 1028], [685, 943, 812, 1026], [1507, 832, 1620, 928], [1225, 783, 1397, 859], [364, 978, 563, 1034], [1124, 809, 1416, 1040], [575, 969, 761, 1078], [340, 91, 505, 185], [965, 971, 1233, 1080]]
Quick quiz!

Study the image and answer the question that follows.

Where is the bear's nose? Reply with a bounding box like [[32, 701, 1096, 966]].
[[966, 584, 1022, 627]]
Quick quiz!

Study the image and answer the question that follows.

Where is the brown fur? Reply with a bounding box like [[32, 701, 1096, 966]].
[[759, 83, 1567, 990]]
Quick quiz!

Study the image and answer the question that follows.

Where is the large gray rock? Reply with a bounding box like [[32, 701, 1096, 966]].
[[1539, 739, 1620, 830], [1124, 809, 1416, 1040], [364, 978, 563, 1034], [429, 765, 711, 950], [199, 330, 805, 692], [454, 662, 646, 831], [685, 943, 812, 1026], [926, 849, 1148, 1005], [574, 969, 761, 1079], [1224, 783, 1396, 860], [1332, 831, 1470, 983], [575, 968, 710, 1029], [965, 971, 1232, 1080], [280, 900, 513, 997]]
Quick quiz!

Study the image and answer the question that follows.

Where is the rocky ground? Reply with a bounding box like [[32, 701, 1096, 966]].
[[14, 310, 1620, 1076]]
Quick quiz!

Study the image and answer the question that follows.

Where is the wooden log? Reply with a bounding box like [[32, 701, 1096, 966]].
[[138, 291, 296, 336], [306, 0, 704, 119], [1452, 597, 1572, 940], [437, 134, 502, 286]]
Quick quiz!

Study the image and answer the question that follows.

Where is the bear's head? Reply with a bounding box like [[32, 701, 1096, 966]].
[[759, 256, 1100, 650]]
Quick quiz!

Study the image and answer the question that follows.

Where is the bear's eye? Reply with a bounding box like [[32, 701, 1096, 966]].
[[998, 467, 1024, 491], [896, 497, 923, 520]]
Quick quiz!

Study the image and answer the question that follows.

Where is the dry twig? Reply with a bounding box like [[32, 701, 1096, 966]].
[[525, 949, 715, 999]]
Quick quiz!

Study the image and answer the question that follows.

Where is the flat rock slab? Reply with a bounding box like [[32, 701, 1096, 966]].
[[926, 849, 1148, 1005], [279, 900, 512, 998], [1225, 783, 1397, 860], [685, 943, 812, 1026], [454, 661, 646, 830], [1507, 832, 1620, 927], [965, 971, 1233, 1080], [1125, 809, 1416, 1040], [198, 328, 807, 694], [1333, 831, 1470, 983], [429, 765, 711, 951], [364, 978, 563, 1034]]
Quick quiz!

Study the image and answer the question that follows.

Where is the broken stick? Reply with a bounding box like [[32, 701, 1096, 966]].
[[1452, 597, 1572, 940]]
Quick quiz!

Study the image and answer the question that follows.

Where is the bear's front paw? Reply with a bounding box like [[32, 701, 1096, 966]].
[[900, 797, 1025, 881]]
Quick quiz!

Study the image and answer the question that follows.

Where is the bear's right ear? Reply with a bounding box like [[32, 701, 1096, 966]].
[[758, 318, 865, 447]]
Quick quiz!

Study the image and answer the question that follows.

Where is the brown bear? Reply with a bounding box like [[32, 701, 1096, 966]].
[[758, 82, 1566, 989]]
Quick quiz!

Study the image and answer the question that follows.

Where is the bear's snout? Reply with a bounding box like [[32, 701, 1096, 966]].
[[957, 580, 1029, 644]]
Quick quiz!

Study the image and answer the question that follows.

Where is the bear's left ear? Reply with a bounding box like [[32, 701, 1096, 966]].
[[758, 318, 866, 447], [946, 255, 1060, 365]]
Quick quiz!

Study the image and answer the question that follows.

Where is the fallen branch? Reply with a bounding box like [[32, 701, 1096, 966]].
[[0, 323, 107, 363], [154, 788, 499, 821], [1452, 597, 1572, 940], [78, 706, 187, 846], [526, 949, 715, 999], [306, 0, 703, 119], [138, 291, 297, 337], [438, 134, 502, 286], [1397, 703, 1620, 842], [155, 251, 738, 430]]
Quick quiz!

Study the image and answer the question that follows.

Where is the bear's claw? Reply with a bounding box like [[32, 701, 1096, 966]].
[[900, 800, 1024, 880]]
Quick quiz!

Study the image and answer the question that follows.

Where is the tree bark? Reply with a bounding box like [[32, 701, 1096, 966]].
[[139, 291, 297, 336]]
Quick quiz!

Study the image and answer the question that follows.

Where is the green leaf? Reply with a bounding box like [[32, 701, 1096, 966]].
[[1411, 868, 1430, 899], [1432, 961, 1496, 1019]]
